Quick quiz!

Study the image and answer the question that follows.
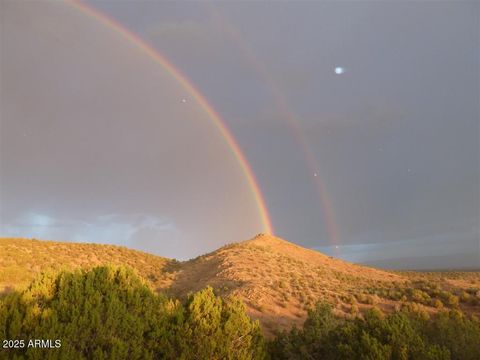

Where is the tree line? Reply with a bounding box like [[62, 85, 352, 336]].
[[1, 266, 479, 359]]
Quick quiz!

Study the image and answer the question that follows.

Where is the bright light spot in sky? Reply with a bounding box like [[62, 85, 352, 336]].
[[334, 66, 345, 75], [314, 173, 318, 177], [181, 98, 187, 103]]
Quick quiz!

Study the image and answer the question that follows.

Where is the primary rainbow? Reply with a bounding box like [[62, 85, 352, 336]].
[[207, 5, 341, 253], [71, 0, 274, 235]]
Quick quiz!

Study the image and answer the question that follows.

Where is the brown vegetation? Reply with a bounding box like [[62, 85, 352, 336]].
[[1, 234, 479, 336], [0, 238, 174, 291]]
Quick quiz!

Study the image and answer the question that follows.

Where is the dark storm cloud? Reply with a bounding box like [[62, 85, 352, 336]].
[[103, 0, 479, 265], [1, 0, 479, 266], [0, 1, 266, 259]]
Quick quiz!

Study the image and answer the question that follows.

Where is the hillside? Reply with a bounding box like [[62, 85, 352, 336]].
[[166, 234, 404, 333], [1, 235, 479, 336], [166, 234, 480, 334], [0, 238, 176, 291]]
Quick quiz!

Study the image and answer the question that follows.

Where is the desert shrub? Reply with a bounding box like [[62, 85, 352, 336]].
[[444, 294, 460, 308], [411, 289, 431, 304], [180, 287, 266, 360], [269, 301, 480, 360], [349, 304, 359, 316], [269, 303, 341, 360], [365, 294, 379, 305], [424, 310, 480, 360], [402, 301, 428, 316], [387, 289, 403, 301], [0, 266, 266, 360], [432, 299, 444, 309], [355, 293, 369, 304], [342, 294, 356, 305], [459, 291, 471, 303], [0, 267, 171, 359], [465, 287, 479, 295]]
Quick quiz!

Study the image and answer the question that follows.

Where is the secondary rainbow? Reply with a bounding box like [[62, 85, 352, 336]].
[[207, 5, 341, 253], [71, 0, 274, 235]]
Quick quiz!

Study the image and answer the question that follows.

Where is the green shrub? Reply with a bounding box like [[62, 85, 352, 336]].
[[0, 266, 266, 360], [355, 293, 368, 304], [342, 294, 356, 305], [269, 301, 480, 360], [365, 294, 379, 305], [411, 289, 431, 304], [445, 294, 460, 308], [432, 299, 444, 309], [460, 291, 471, 303]]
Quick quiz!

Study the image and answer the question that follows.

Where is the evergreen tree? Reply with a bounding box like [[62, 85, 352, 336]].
[[0, 267, 266, 360], [268, 302, 478, 360], [180, 287, 267, 360]]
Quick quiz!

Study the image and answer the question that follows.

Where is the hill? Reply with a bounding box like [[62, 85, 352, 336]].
[[1, 235, 479, 336], [0, 238, 176, 291]]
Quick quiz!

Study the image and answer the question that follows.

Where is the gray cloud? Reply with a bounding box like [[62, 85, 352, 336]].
[[0, 212, 180, 256], [1, 1, 478, 267], [1, 1, 267, 259], [316, 227, 479, 269]]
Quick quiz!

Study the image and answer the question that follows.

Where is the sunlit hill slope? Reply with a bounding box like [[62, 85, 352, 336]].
[[1, 235, 479, 335]]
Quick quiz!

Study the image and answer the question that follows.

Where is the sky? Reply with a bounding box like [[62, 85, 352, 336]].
[[1, 1, 479, 268]]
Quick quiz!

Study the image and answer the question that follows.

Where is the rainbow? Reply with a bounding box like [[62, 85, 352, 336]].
[[207, 5, 341, 253], [71, 0, 273, 235]]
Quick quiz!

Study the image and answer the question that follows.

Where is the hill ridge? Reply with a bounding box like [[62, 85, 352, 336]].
[[1, 236, 479, 335]]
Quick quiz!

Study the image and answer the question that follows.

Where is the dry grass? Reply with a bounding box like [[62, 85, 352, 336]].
[[1, 234, 479, 337], [0, 238, 175, 292], [164, 234, 480, 335]]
